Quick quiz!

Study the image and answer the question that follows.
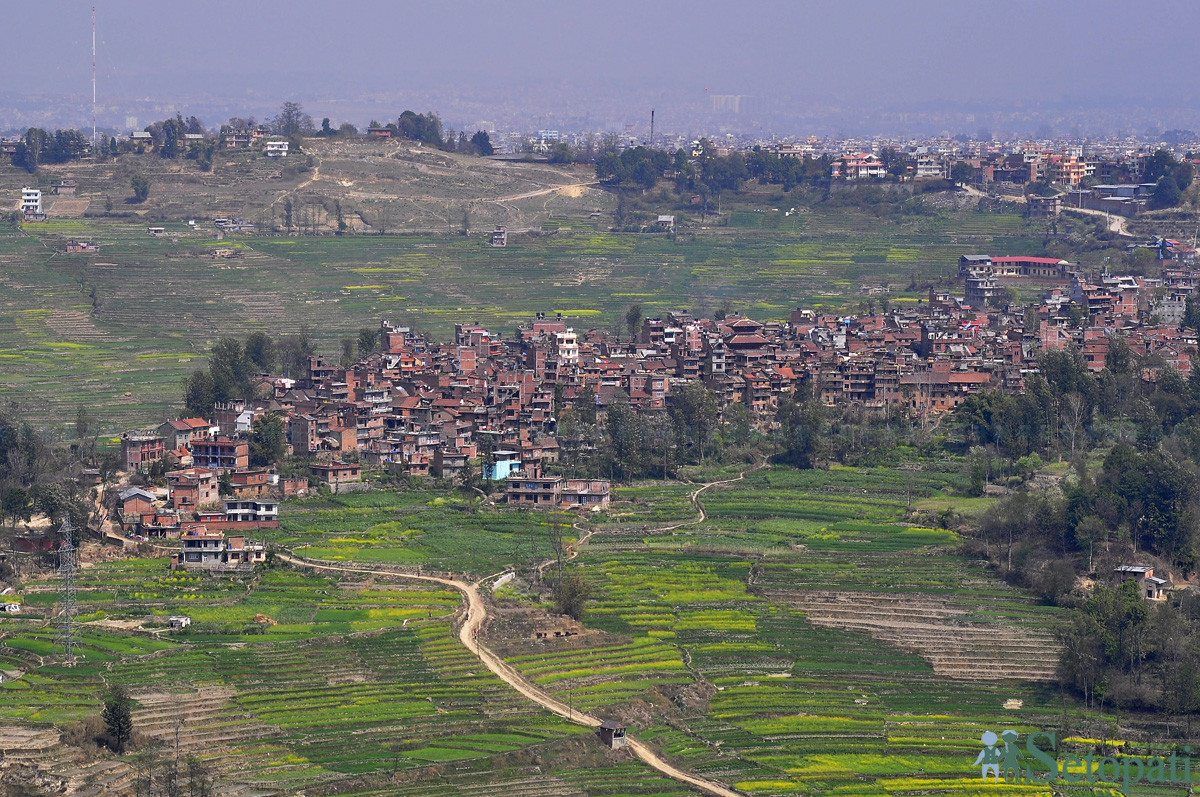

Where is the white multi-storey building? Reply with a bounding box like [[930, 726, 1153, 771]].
[[20, 187, 41, 215]]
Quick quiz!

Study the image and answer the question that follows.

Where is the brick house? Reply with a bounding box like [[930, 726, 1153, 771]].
[[310, 461, 362, 488], [166, 468, 219, 512], [191, 437, 249, 471], [121, 432, 166, 472]]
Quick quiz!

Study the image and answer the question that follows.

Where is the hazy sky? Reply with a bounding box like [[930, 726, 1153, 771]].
[[5, 0, 1200, 134]]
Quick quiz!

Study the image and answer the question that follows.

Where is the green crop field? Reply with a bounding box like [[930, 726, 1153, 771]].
[[0, 464, 1154, 795]]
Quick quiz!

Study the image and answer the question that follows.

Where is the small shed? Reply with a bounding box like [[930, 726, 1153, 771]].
[[167, 616, 191, 629], [598, 718, 627, 749]]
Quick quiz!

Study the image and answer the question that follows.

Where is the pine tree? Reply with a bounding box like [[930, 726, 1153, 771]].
[[102, 685, 134, 753]]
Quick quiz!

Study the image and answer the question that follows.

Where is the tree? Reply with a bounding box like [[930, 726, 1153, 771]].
[[669, 380, 718, 463], [12, 128, 50, 172], [459, 458, 480, 493], [574, 384, 597, 425], [243, 332, 276, 373], [1150, 175, 1182, 210], [470, 130, 494, 156], [185, 756, 216, 797], [153, 114, 187, 159], [101, 685, 134, 753], [624, 304, 643, 341], [130, 175, 151, 203], [334, 199, 347, 233], [271, 101, 313, 137], [880, 146, 908, 179], [34, 483, 71, 525], [1, 487, 31, 528], [278, 328, 315, 377], [1143, 149, 1178, 184], [357, 327, 378, 357], [951, 162, 977, 187], [248, 413, 286, 467], [478, 432, 497, 482], [603, 391, 643, 480], [775, 395, 824, 468], [340, 337, 355, 367], [209, 337, 249, 403], [282, 198, 294, 232], [182, 370, 216, 419], [397, 110, 444, 147], [552, 569, 590, 620], [74, 406, 94, 441]]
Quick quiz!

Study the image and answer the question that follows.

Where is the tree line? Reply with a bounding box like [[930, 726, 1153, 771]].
[[944, 333, 1200, 721], [0, 406, 112, 541]]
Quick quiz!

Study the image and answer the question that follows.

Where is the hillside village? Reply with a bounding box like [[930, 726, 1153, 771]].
[[111, 236, 1200, 549]]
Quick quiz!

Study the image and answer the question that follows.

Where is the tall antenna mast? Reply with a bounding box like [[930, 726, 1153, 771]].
[[92, 6, 97, 153], [649, 109, 654, 149]]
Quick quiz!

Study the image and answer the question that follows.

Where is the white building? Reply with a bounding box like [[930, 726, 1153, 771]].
[[176, 526, 266, 571], [20, 187, 41, 215], [224, 499, 279, 523], [265, 141, 289, 157], [915, 157, 944, 179], [555, 329, 579, 365]]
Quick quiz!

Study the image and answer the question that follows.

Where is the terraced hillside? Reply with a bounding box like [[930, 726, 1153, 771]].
[[1, 558, 713, 796], [764, 590, 1059, 681], [483, 465, 1073, 796], [0, 463, 1087, 796]]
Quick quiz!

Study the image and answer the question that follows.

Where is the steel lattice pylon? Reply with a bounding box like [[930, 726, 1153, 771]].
[[54, 519, 79, 666]]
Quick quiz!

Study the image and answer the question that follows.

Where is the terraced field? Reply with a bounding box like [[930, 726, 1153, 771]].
[[0, 463, 1099, 796], [0, 563, 644, 795], [491, 465, 1077, 795]]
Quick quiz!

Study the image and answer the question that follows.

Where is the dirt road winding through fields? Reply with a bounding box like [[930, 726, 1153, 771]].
[[276, 553, 742, 795], [275, 471, 757, 796]]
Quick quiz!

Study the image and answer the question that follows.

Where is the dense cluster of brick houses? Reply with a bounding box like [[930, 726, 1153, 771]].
[[119, 250, 1200, 518], [116, 415, 304, 565]]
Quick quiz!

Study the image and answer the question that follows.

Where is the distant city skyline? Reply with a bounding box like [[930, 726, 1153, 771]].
[[4, 0, 1200, 138]]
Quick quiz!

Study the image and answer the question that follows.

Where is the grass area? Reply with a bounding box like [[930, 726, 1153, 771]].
[[0, 192, 1052, 431], [273, 489, 577, 574]]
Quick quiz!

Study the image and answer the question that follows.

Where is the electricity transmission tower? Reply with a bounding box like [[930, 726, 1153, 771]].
[[54, 520, 80, 665]]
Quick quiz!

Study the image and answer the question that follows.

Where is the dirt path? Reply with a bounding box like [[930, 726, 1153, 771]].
[[274, 473, 759, 797], [542, 465, 763, 575], [670, 467, 763, 528], [1065, 205, 1132, 236], [488, 181, 598, 204], [268, 159, 322, 211]]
